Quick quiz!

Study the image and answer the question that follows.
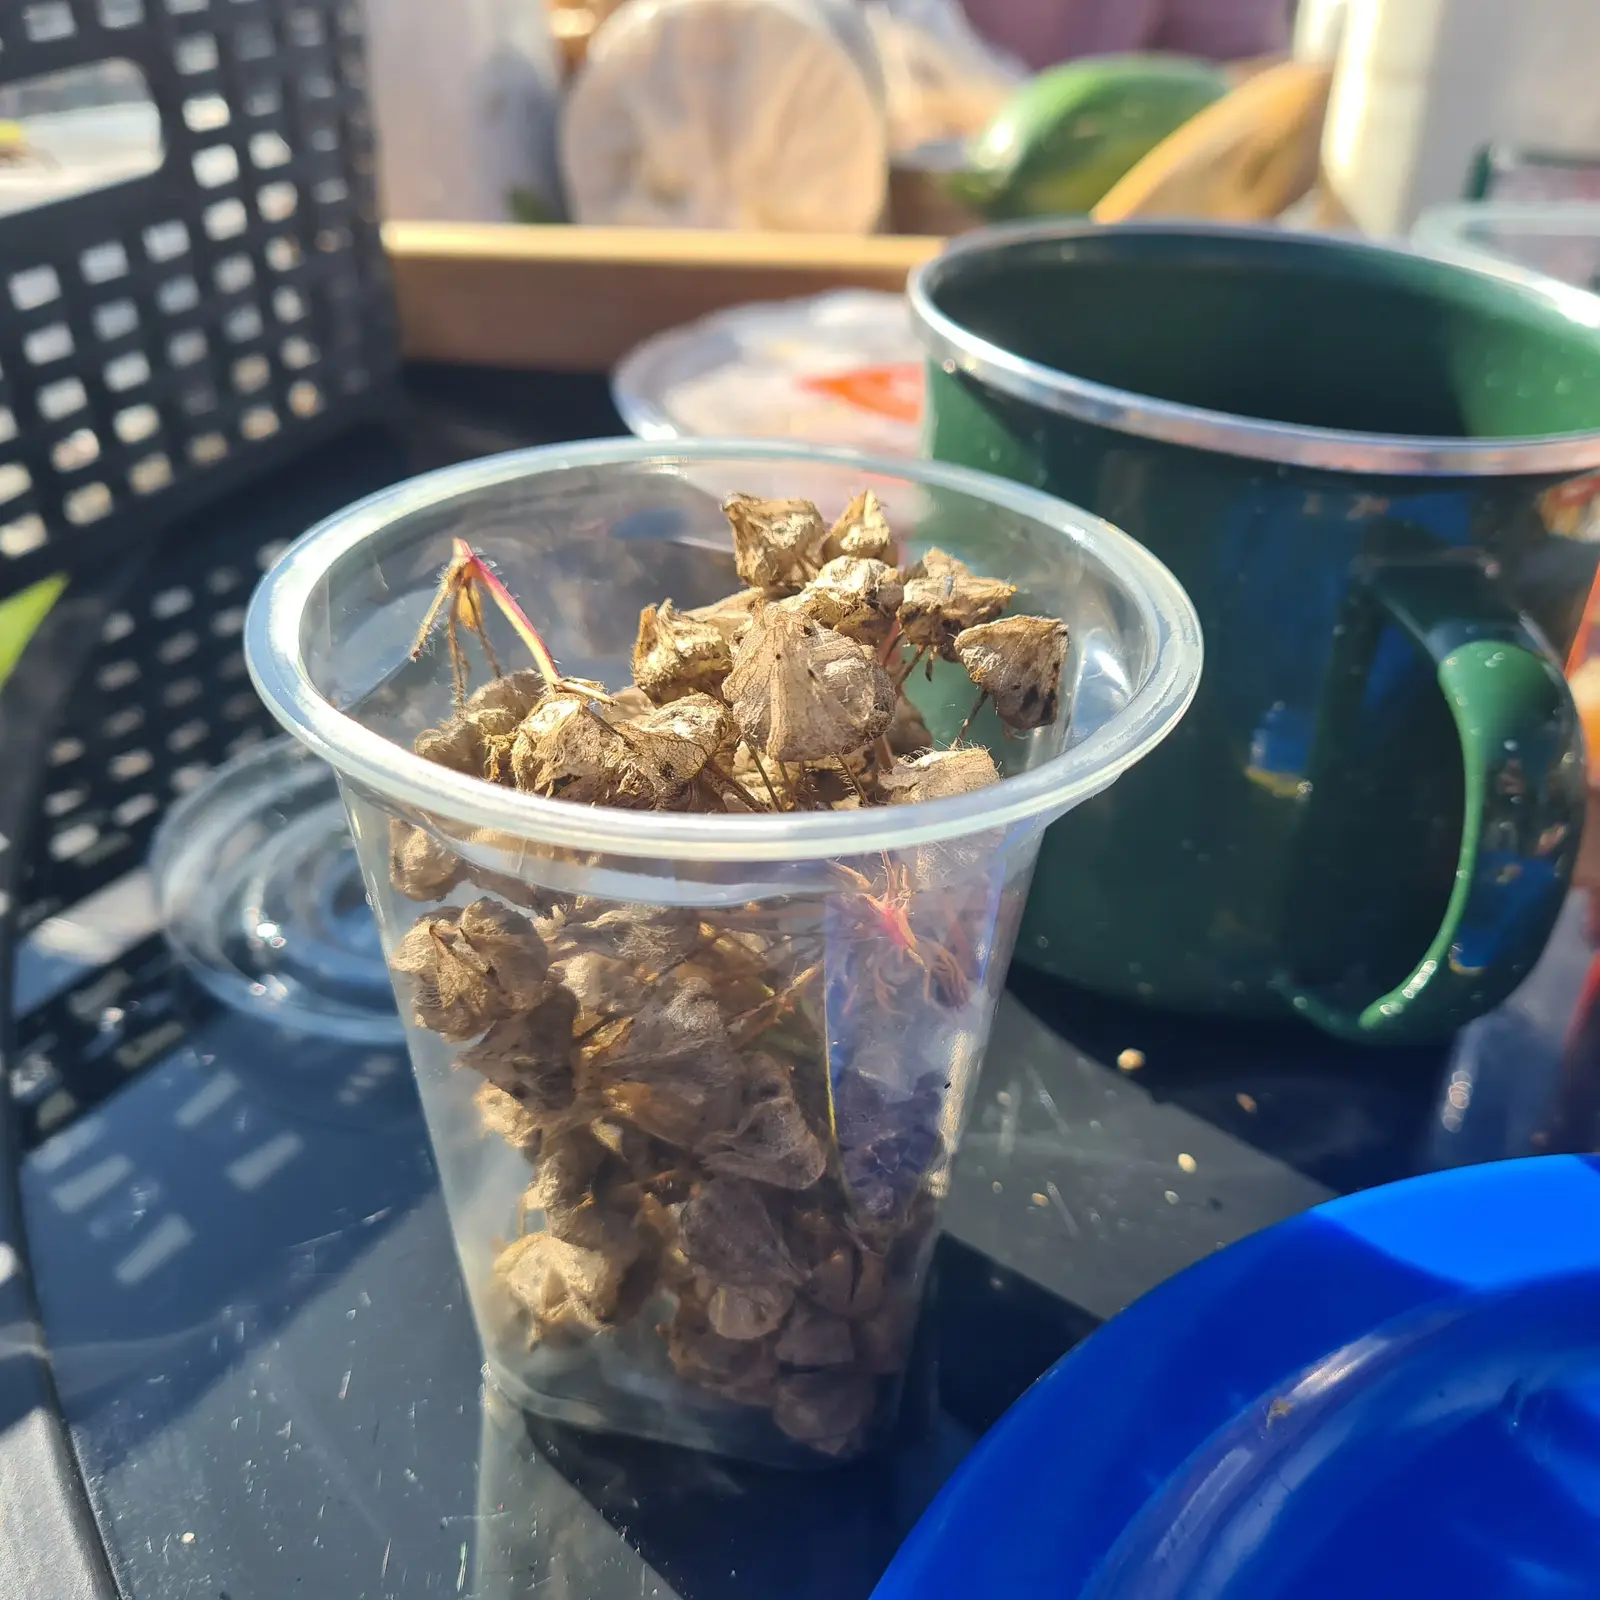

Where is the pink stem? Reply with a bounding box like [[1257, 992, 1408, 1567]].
[[452, 539, 561, 687]]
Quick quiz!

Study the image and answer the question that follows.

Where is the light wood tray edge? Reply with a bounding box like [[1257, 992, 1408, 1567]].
[[384, 222, 945, 375]]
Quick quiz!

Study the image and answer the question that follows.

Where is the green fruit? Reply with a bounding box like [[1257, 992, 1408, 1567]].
[[947, 54, 1230, 220]]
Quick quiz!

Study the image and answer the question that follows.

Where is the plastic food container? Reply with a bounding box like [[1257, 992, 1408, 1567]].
[[245, 440, 1200, 1465], [612, 292, 925, 456]]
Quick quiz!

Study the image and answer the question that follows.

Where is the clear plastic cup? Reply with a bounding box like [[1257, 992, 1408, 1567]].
[[244, 440, 1201, 1466]]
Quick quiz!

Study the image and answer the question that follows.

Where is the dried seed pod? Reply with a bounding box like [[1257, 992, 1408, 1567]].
[[567, 902, 703, 972], [898, 548, 1017, 660], [772, 1369, 876, 1450], [510, 691, 653, 807], [806, 1242, 886, 1320], [822, 489, 895, 564], [627, 693, 736, 800], [633, 599, 735, 705], [475, 1081, 542, 1152], [664, 1300, 780, 1404], [457, 987, 579, 1118], [467, 669, 548, 727], [707, 1283, 793, 1341], [698, 1054, 827, 1190], [556, 951, 647, 1022], [880, 747, 999, 806], [593, 977, 740, 1146], [388, 817, 463, 901], [389, 898, 550, 1040], [679, 1178, 803, 1288], [683, 587, 761, 645], [414, 715, 487, 776], [954, 615, 1070, 731], [723, 494, 827, 593], [775, 1303, 855, 1367], [526, 1127, 606, 1219], [725, 606, 896, 764], [787, 557, 904, 647], [497, 1229, 639, 1330]]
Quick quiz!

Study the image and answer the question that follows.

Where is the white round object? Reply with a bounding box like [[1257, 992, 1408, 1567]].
[[561, 0, 889, 232], [613, 289, 923, 455]]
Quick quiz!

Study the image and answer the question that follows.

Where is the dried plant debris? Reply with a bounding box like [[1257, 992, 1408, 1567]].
[[822, 489, 895, 565], [880, 747, 999, 806], [634, 599, 735, 705], [955, 616, 1070, 731], [390, 898, 550, 1040], [387, 487, 1075, 1458], [724, 494, 828, 593], [899, 548, 1017, 660], [725, 606, 896, 764]]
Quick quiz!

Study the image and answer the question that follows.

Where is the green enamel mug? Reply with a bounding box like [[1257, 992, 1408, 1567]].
[[911, 221, 1600, 1043]]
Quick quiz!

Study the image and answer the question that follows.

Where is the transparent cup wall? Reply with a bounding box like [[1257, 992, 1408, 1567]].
[[279, 453, 1181, 1464]]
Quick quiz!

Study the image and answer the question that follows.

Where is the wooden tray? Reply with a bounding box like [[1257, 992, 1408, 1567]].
[[384, 222, 943, 374]]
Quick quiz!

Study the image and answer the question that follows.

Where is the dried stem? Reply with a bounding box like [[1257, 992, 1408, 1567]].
[[742, 742, 786, 813], [892, 645, 928, 692], [411, 539, 563, 702], [957, 689, 988, 741], [835, 758, 871, 808]]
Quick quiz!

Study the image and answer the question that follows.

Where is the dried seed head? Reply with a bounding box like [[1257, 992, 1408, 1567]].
[[590, 976, 738, 1145], [955, 615, 1070, 730], [526, 1128, 606, 1219], [388, 817, 462, 901], [510, 691, 629, 804], [775, 1303, 855, 1367], [724, 606, 896, 763], [823, 489, 895, 564], [496, 1229, 639, 1331], [389, 898, 551, 1040], [679, 1178, 803, 1288], [633, 599, 735, 705], [697, 1053, 826, 1190], [683, 587, 761, 646], [772, 1369, 876, 1450], [467, 669, 549, 734], [456, 986, 578, 1117], [787, 557, 905, 647], [880, 746, 999, 805], [626, 692, 735, 800], [414, 715, 487, 776], [566, 902, 703, 972], [556, 950, 647, 1023], [723, 494, 827, 593], [664, 1300, 780, 1404], [898, 548, 1017, 659], [707, 1283, 793, 1341], [475, 1081, 542, 1152], [806, 1242, 886, 1320]]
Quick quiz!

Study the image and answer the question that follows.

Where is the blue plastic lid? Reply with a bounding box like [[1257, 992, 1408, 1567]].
[[876, 1156, 1600, 1599]]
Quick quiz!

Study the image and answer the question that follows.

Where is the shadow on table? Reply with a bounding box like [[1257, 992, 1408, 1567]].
[[1008, 967, 1449, 1195], [469, 1237, 1104, 1600], [17, 993, 436, 1473]]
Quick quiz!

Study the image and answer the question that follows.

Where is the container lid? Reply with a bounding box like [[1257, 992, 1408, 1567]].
[[873, 1154, 1600, 1600], [612, 292, 924, 456]]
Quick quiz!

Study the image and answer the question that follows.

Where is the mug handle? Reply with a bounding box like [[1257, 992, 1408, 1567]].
[[1282, 558, 1586, 1044]]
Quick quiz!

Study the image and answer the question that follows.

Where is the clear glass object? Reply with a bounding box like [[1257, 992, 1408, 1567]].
[[151, 736, 403, 1044], [243, 439, 1201, 1465]]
